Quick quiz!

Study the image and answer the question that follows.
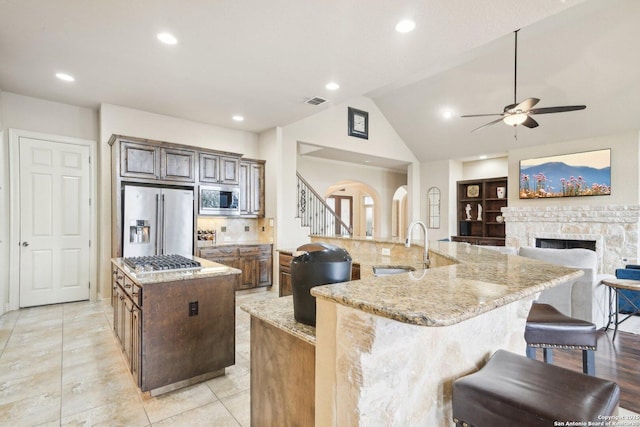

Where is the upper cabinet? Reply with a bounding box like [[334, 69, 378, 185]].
[[120, 141, 160, 179], [199, 153, 239, 184], [161, 147, 196, 182], [239, 159, 265, 217]]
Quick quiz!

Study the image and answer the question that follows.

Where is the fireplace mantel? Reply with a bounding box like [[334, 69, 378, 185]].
[[502, 205, 640, 274]]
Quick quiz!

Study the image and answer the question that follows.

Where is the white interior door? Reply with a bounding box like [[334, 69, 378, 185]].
[[19, 137, 91, 307]]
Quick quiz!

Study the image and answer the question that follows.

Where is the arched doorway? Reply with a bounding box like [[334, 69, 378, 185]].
[[325, 181, 379, 238], [392, 186, 408, 240]]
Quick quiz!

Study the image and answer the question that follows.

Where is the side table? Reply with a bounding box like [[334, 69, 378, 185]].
[[602, 278, 640, 340]]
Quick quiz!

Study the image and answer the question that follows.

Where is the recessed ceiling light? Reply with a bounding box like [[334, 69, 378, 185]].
[[479, 155, 488, 160], [325, 82, 340, 91], [157, 32, 178, 45], [441, 110, 454, 120], [395, 19, 416, 33], [55, 72, 75, 82], [232, 115, 244, 122]]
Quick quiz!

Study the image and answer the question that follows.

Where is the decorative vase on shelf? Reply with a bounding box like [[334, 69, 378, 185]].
[[477, 204, 482, 221], [497, 187, 506, 199]]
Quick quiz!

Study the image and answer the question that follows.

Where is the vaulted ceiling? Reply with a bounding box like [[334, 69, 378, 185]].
[[1, 0, 638, 167]]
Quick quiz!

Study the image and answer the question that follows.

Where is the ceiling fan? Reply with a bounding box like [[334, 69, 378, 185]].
[[461, 29, 586, 133]]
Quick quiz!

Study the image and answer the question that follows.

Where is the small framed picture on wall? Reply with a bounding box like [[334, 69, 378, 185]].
[[348, 107, 368, 139]]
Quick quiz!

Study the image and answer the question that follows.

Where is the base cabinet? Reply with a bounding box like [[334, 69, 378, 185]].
[[199, 244, 273, 290], [111, 261, 236, 393], [251, 317, 315, 426]]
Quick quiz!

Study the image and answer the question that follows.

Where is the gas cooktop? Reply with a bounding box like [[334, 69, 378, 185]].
[[123, 254, 202, 274]]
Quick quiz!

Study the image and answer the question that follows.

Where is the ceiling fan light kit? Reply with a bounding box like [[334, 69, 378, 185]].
[[461, 29, 586, 133]]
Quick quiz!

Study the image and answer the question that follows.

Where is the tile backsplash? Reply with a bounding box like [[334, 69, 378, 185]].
[[197, 217, 274, 245]]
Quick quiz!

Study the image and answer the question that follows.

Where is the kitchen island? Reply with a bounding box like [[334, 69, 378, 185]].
[[244, 241, 583, 426], [111, 256, 240, 395]]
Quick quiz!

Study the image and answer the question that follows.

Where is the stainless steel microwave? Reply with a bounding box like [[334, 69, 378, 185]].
[[198, 184, 240, 215]]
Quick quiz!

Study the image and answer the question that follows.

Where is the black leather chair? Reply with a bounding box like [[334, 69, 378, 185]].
[[452, 350, 619, 427], [525, 302, 597, 375]]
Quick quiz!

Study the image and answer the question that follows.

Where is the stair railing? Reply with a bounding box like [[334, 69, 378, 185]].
[[296, 172, 353, 237]]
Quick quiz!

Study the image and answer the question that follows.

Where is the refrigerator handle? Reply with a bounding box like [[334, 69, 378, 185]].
[[162, 194, 167, 255], [155, 194, 160, 255]]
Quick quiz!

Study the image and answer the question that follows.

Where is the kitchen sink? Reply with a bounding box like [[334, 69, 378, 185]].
[[372, 265, 416, 277]]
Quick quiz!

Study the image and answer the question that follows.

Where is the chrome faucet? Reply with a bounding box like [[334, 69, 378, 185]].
[[405, 220, 429, 265]]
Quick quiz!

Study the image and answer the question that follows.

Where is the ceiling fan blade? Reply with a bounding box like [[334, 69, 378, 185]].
[[528, 105, 586, 115], [521, 116, 539, 129], [461, 113, 503, 118], [471, 117, 504, 133], [515, 97, 540, 112]]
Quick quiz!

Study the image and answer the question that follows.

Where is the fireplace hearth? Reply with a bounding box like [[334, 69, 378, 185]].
[[536, 238, 596, 251], [502, 204, 640, 274]]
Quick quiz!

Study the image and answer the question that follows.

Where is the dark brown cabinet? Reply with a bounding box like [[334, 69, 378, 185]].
[[199, 244, 273, 290], [111, 260, 237, 393], [239, 159, 265, 217], [199, 152, 240, 184], [279, 252, 293, 297], [453, 177, 507, 246]]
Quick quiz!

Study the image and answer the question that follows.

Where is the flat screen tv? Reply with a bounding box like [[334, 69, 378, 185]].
[[519, 149, 611, 199]]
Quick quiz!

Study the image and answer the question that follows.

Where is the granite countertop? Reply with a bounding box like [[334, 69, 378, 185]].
[[111, 255, 241, 285], [311, 241, 584, 327], [241, 296, 316, 345]]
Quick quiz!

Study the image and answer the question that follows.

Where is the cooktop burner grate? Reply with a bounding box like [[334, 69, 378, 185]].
[[123, 254, 202, 274]]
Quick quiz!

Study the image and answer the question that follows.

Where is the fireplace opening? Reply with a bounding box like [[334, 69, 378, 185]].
[[535, 238, 596, 251]]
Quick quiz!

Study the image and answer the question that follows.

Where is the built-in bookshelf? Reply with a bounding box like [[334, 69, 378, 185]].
[[451, 177, 508, 246]]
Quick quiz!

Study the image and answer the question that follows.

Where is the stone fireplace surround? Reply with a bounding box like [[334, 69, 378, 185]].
[[502, 205, 640, 274]]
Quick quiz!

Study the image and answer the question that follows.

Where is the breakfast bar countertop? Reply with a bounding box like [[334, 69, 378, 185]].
[[241, 296, 316, 345], [311, 241, 583, 327]]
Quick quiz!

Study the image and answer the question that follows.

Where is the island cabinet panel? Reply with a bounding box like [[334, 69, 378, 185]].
[[278, 252, 293, 297], [141, 275, 236, 392], [251, 317, 315, 427], [161, 147, 195, 182], [111, 260, 237, 394]]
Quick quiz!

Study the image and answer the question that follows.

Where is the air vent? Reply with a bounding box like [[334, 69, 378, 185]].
[[304, 96, 327, 106]]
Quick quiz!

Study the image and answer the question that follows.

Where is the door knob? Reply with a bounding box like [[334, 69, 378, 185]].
[[22, 241, 29, 247]]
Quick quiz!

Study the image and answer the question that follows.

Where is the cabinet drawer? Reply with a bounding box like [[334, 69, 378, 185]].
[[239, 246, 260, 257], [279, 253, 293, 269], [259, 245, 272, 255], [200, 246, 238, 258]]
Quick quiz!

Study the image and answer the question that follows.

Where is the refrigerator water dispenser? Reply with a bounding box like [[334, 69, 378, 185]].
[[129, 220, 151, 244]]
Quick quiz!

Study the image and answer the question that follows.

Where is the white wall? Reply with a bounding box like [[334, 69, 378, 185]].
[[297, 156, 407, 238], [280, 96, 418, 250], [98, 104, 260, 298], [0, 92, 99, 313], [463, 157, 508, 180], [507, 131, 639, 207]]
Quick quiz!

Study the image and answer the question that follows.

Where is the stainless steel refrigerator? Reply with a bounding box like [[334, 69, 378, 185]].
[[123, 185, 194, 257]]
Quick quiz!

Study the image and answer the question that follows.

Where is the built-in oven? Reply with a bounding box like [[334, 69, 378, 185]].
[[198, 184, 240, 216]]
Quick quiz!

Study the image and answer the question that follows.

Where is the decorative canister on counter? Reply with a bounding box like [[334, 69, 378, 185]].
[[497, 187, 506, 199]]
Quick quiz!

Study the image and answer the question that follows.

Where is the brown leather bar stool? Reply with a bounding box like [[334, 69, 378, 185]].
[[525, 303, 597, 375], [452, 350, 620, 427]]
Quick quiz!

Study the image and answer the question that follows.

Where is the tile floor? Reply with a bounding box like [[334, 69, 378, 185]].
[[0, 287, 277, 427], [1, 288, 638, 426]]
